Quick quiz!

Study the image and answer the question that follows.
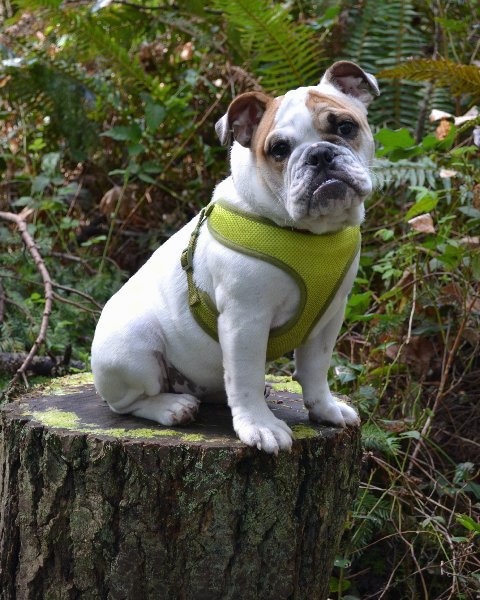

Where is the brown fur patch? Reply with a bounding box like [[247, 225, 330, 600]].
[[252, 96, 282, 160], [306, 90, 371, 154], [154, 350, 207, 396]]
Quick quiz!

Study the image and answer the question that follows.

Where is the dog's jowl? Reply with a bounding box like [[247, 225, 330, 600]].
[[91, 61, 379, 454]]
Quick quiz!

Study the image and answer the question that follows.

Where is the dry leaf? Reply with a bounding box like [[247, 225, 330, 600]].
[[99, 185, 138, 220], [439, 168, 458, 178], [408, 213, 435, 234], [435, 119, 451, 140], [429, 106, 478, 126], [473, 184, 480, 210], [459, 236, 480, 248], [385, 337, 438, 376]]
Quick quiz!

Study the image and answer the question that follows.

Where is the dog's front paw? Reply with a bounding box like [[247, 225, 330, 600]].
[[308, 396, 360, 428], [233, 412, 293, 454]]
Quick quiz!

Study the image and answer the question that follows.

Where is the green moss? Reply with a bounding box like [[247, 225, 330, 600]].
[[265, 375, 302, 395], [31, 408, 81, 429], [37, 372, 94, 396], [181, 433, 206, 442], [27, 407, 206, 442], [291, 424, 318, 439]]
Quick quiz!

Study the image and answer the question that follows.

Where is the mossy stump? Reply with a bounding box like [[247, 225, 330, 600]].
[[0, 375, 361, 600]]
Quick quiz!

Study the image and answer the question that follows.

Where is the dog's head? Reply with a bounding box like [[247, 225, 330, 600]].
[[215, 61, 379, 233]]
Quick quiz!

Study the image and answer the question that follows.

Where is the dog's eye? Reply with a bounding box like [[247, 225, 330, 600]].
[[337, 121, 357, 137], [269, 141, 291, 161]]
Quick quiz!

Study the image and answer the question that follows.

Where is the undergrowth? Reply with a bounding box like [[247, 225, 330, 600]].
[[0, 1, 479, 598]]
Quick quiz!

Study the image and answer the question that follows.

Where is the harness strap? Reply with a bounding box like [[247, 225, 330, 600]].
[[180, 203, 220, 340]]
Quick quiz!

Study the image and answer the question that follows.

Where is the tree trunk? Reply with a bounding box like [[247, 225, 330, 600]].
[[0, 376, 361, 600]]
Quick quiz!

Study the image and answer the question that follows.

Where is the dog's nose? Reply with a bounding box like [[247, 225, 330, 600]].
[[305, 145, 336, 168]]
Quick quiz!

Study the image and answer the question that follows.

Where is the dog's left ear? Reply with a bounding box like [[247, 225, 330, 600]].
[[215, 91, 272, 147], [320, 61, 380, 108]]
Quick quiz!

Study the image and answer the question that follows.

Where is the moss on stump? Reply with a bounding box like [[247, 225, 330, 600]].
[[0, 375, 361, 600]]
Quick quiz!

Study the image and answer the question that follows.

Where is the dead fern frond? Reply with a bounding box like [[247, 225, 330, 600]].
[[377, 59, 480, 100]]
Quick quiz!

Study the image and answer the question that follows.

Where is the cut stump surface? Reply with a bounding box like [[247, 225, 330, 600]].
[[0, 376, 361, 600]]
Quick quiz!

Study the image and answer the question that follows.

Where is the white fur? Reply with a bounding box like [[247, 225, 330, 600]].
[[92, 64, 377, 453]]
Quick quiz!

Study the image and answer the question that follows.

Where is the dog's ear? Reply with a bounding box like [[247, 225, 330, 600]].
[[215, 91, 272, 147], [320, 61, 380, 108]]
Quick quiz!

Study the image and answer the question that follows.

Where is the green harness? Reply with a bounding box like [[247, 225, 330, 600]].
[[181, 201, 361, 360]]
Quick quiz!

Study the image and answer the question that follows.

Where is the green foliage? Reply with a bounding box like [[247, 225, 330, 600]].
[[340, 0, 436, 131], [331, 110, 480, 599], [361, 423, 400, 456], [211, 0, 328, 93], [1, 152, 125, 361]]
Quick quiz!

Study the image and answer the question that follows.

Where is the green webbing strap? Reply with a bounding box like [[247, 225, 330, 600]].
[[180, 203, 220, 340], [181, 202, 361, 359]]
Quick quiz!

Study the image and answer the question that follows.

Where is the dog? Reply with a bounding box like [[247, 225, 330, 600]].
[[91, 61, 379, 454]]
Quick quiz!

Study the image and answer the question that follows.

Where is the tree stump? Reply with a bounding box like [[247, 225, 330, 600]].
[[0, 375, 361, 600]]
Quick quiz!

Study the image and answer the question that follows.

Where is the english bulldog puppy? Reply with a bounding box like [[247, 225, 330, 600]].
[[91, 61, 379, 454]]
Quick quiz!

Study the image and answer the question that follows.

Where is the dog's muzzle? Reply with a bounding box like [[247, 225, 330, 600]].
[[288, 142, 371, 217]]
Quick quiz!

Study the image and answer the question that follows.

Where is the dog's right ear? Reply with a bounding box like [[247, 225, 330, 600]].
[[215, 91, 272, 147]]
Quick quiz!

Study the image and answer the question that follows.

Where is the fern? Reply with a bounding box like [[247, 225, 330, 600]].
[[12, 0, 154, 95], [75, 15, 154, 95], [2, 59, 99, 161], [341, 0, 439, 132], [211, 0, 323, 93], [350, 490, 393, 556], [361, 422, 400, 457], [372, 157, 438, 190], [377, 58, 480, 101]]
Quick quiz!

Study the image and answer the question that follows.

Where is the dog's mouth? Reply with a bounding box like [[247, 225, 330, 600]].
[[312, 178, 349, 202]]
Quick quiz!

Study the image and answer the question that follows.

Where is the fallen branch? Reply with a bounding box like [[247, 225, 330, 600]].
[[0, 210, 53, 392], [0, 351, 85, 376]]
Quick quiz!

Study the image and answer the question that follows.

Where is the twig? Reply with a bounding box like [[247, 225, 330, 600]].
[[0, 281, 4, 323], [407, 293, 479, 475], [405, 264, 417, 344], [0, 210, 53, 392]]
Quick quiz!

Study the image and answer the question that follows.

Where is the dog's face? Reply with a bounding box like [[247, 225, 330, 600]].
[[215, 61, 379, 233]]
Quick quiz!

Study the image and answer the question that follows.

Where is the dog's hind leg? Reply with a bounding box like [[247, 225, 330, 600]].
[[92, 349, 200, 426]]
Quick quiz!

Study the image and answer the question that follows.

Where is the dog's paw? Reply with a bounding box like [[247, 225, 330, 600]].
[[131, 393, 200, 426], [162, 393, 200, 425], [308, 397, 360, 428], [233, 412, 293, 454]]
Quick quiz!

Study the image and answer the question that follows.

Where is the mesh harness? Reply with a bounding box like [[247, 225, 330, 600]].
[[181, 201, 361, 361]]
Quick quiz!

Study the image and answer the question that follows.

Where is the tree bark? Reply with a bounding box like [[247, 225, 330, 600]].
[[0, 377, 361, 600]]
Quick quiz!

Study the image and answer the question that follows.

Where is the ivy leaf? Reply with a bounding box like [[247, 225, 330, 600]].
[[456, 514, 480, 535], [375, 128, 419, 159], [145, 102, 166, 132], [405, 188, 438, 220], [376, 128, 416, 150], [101, 124, 142, 143]]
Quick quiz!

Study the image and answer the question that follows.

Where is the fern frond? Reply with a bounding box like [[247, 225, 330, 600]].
[[372, 157, 438, 190], [377, 59, 480, 100], [361, 423, 400, 456], [212, 0, 323, 93], [342, 0, 434, 131], [350, 490, 393, 555]]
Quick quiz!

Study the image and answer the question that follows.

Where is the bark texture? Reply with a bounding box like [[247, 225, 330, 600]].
[[0, 379, 361, 600]]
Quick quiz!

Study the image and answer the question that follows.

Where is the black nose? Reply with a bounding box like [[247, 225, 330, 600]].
[[305, 145, 336, 168]]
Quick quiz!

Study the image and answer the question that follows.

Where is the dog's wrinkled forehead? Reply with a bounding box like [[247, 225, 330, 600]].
[[273, 86, 369, 136]]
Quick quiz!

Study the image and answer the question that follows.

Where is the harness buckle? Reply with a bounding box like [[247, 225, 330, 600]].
[[181, 247, 193, 271]]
